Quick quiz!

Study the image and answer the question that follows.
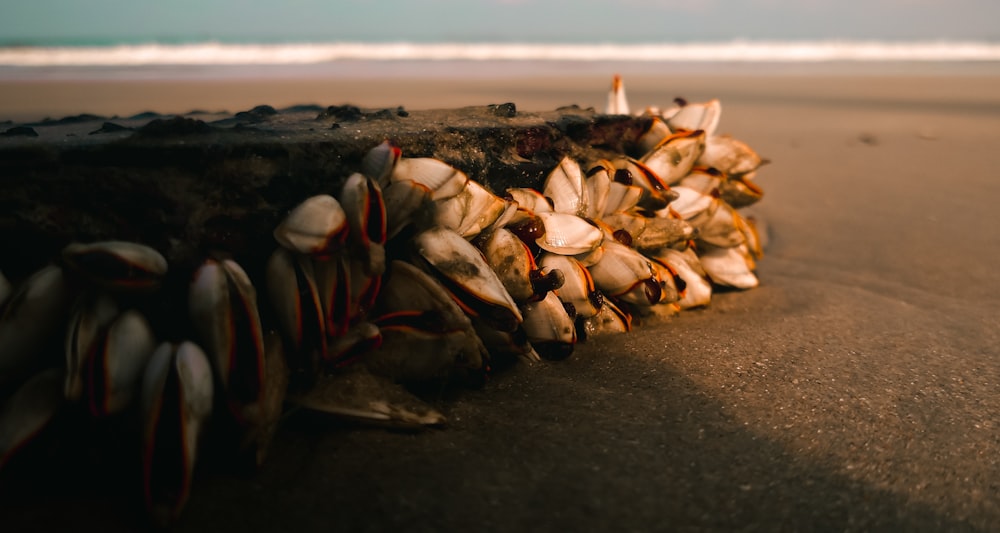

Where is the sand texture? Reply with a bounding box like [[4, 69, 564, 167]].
[[2, 71, 1000, 531]]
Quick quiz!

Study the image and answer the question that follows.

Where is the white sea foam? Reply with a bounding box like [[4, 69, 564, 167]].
[[2, 41, 1000, 67]]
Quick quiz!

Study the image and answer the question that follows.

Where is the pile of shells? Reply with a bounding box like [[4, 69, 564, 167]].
[[0, 75, 767, 524]]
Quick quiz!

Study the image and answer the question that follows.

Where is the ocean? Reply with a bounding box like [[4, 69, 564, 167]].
[[2, 40, 1000, 81]]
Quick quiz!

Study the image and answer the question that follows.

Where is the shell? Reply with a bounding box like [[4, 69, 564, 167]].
[[573, 242, 606, 268], [603, 181, 645, 217], [390, 157, 468, 201], [694, 200, 745, 249], [340, 172, 388, 275], [700, 244, 759, 290], [650, 248, 712, 309], [435, 179, 511, 239], [538, 252, 603, 318], [580, 299, 632, 338], [601, 212, 693, 251], [312, 256, 351, 338], [0, 368, 64, 469], [472, 318, 540, 363], [374, 260, 490, 379], [679, 166, 763, 210], [248, 331, 289, 466], [0, 265, 73, 388], [479, 228, 563, 303], [636, 116, 673, 154], [189, 258, 266, 424], [382, 179, 433, 240], [414, 226, 522, 332], [90, 310, 156, 417], [535, 212, 604, 256], [719, 174, 764, 209], [739, 209, 768, 258], [587, 239, 659, 304], [376, 260, 474, 333], [519, 291, 576, 360], [366, 321, 486, 382], [141, 341, 214, 526], [544, 156, 590, 217], [667, 98, 721, 136], [663, 185, 714, 221], [345, 254, 382, 323], [610, 157, 674, 201], [648, 258, 682, 305], [371, 260, 491, 376], [649, 99, 684, 121], [286, 368, 446, 428], [641, 214, 694, 251], [327, 321, 382, 368], [605, 74, 629, 115], [361, 140, 401, 187], [599, 212, 646, 244], [62, 241, 167, 292], [697, 134, 762, 177], [273, 195, 348, 257], [584, 162, 612, 219], [639, 130, 707, 186], [677, 167, 724, 195], [479, 228, 538, 303], [64, 291, 120, 402], [487, 201, 521, 236], [506, 187, 553, 216], [265, 248, 326, 374], [374, 261, 489, 379], [616, 278, 663, 309]]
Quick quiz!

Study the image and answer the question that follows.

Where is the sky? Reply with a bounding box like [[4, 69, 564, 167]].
[[1, 0, 999, 45]]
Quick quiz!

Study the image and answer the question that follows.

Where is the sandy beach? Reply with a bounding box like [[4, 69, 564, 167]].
[[3, 65, 1000, 530]]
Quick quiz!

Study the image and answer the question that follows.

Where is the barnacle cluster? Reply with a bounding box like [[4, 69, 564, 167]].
[[0, 75, 767, 524]]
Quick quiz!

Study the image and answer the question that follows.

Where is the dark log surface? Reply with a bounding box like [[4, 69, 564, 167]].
[[0, 103, 650, 281]]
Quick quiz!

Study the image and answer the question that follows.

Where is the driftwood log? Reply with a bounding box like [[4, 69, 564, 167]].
[[0, 103, 652, 340], [1, 103, 651, 277]]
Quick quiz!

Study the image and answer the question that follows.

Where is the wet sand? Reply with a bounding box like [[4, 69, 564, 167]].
[[3, 69, 1000, 530]]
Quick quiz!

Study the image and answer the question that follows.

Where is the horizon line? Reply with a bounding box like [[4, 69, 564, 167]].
[[3, 40, 1000, 67]]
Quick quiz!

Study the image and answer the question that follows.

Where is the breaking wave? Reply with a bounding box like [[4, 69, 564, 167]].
[[2, 40, 1000, 66]]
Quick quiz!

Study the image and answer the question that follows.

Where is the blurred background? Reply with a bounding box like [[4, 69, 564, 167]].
[[4, 0, 1000, 45], [1, 0, 999, 118]]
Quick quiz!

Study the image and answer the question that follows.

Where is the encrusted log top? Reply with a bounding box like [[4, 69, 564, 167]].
[[0, 103, 652, 279]]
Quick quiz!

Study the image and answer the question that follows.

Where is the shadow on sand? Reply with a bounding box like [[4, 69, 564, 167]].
[[0, 340, 980, 532]]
